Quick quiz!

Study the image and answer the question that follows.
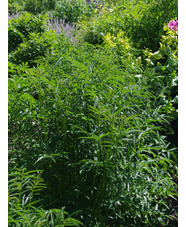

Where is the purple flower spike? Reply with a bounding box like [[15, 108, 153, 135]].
[[86, 0, 91, 2], [168, 20, 178, 31]]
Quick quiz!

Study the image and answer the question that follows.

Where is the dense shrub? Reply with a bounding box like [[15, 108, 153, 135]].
[[142, 23, 178, 148], [77, 6, 123, 45], [8, 24, 23, 53], [23, 0, 56, 14], [8, 0, 56, 15], [9, 42, 177, 226], [54, 0, 102, 25], [9, 30, 57, 67], [103, 30, 142, 68], [144, 24, 178, 104], [8, 1, 178, 226], [8, 0, 23, 15], [8, 12, 59, 67], [113, 0, 178, 52], [8, 12, 48, 53]]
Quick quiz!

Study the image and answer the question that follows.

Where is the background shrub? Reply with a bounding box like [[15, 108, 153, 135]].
[[23, 0, 56, 14], [8, 0, 57, 15], [9, 30, 57, 67], [8, 12, 60, 67], [142, 24, 178, 149], [54, 0, 97, 25], [8, 0, 23, 15], [8, 24, 23, 53], [119, 0, 178, 52], [78, 0, 178, 52], [77, 6, 123, 45], [8, 12, 47, 53]]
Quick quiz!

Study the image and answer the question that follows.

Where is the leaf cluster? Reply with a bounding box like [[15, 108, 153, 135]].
[[8, 12, 58, 67], [8, 12, 48, 53], [8, 169, 83, 226]]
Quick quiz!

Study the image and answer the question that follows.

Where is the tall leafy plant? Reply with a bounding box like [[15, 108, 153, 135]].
[[9, 42, 177, 225]]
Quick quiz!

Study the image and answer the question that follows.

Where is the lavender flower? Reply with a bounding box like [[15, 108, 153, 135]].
[[168, 20, 178, 31], [47, 15, 77, 43], [8, 13, 20, 20]]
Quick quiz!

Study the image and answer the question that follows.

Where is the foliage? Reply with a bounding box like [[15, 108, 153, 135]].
[[144, 25, 178, 102], [8, 0, 178, 226], [77, 6, 123, 45], [8, 12, 59, 67], [8, 0, 23, 15], [23, 0, 56, 14], [142, 24, 178, 148], [119, 0, 178, 51], [9, 42, 177, 225], [54, 0, 97, 25], [77, 0, 178, 51], [8, 169, 83, 226], [8, 24, 23, 53], [103, 30, 141, 67], [8, 12, 48, 53], [8, 0, 56, 15], [9, 30, 57, 67]]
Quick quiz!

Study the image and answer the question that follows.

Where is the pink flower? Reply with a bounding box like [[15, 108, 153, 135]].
[[168, 20, 178, 31]]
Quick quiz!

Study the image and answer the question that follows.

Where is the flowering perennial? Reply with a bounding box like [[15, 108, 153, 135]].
[[168, 20, 178, 31]]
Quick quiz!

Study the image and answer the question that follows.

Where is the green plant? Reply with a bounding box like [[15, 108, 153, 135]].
[[103, 30, 142, 69], [142, 24, 178, 149], [77, 5, 124, 45], [119, 0, 178, 52], [9, 30, 57, 67], [8, 169, 83, 226], [8, 0, 23, 15], [8, 24, 23, 53], [77, 0, 178, 52], [54, 0, 96, 25], [144, 24, 178, 98], [23, 0, 56, 14], [8, 12, 48, 53], [9, 42, 177, 225]]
